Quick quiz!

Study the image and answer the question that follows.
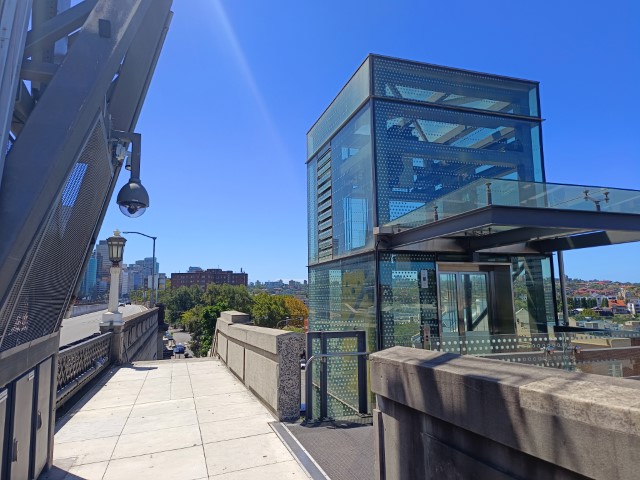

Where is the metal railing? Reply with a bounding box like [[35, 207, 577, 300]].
[[56, 332, 112, 408], [399, 330, 640, 378], [305, 351, 369, 422], [305, 330, 369, 422]]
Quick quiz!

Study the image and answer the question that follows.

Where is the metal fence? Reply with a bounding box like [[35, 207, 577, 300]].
[[56, 332, 112, 408], [422, 330, 640, 378]]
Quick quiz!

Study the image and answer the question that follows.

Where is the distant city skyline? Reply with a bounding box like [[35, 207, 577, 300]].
[[98, 0, 639, 282]]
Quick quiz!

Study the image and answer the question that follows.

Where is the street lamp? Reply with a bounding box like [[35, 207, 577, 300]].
[[122, 231, 157, 306], [101, 230, 126, 325]]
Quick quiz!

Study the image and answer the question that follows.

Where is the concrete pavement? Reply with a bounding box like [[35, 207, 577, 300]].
[[46, 358, 312, 480], [59, 304, 146, 347]]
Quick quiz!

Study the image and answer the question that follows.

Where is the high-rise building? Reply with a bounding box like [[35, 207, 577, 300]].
[[135, 257, 159, 284], [120, 265, 129, 297], [80, 252, 97, 299], [95, 239, 110, 281]]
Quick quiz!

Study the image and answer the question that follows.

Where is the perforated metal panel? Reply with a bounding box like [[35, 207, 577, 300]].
[[0, 116, 113, 352]]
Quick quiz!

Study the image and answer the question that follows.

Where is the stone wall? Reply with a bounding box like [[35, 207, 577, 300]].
[[69, 303, 108, 317], [214, 311, 304, 421], [371, 346, 640, 480], [100, 308, 159, 364]]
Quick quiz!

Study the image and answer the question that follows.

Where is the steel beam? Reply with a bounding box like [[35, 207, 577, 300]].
[[23, 0, 98, 58], [108, 0, 173, 132], [0, 0, 32, 187], [530, 230, 640, 253], [466, 227, 583, 251], [0, 0, 153, 306], [20, 59, 59, 82], [389, 205, 640, 249]]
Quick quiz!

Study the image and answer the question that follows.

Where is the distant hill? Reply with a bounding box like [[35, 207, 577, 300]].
[[561, 278, 640, 299]]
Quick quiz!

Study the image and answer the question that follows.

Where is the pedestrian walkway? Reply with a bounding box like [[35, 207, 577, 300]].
[[45, 358, 312, 479]]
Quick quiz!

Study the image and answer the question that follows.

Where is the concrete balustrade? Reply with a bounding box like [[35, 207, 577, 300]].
[[371, 346, 640, 480], [68, 303, 108, 317], [214, 311, 304, 421], [100, 307, 163, 364]]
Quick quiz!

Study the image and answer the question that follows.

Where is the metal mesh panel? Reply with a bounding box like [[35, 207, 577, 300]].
[[326, 337, 360, 419], [0, 117, 112, 352]]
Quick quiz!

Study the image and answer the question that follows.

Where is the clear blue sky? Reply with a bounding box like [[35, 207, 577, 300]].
[[99, 0, 640, 283]]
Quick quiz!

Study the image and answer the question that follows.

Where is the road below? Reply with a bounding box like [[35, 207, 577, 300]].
[[170, 329, 193, 357], [60, 304, 146, 347]]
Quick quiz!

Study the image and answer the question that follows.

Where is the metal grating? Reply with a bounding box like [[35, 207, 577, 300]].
[[0, 116, 113, 352], [317, 151, 333, 261]]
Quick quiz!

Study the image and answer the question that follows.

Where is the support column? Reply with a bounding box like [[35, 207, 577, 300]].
[[100, 322, 125, 364], [101, 264, 122, 325], [557, 251, 569, 325]]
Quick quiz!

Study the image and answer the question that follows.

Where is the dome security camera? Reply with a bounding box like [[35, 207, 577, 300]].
[[117, 179, 149, 218], [111, 131, 150, 218]]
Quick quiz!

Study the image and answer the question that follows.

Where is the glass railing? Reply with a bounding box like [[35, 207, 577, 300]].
[[386, 179, 640, 231], [400, 330, 640, 378]]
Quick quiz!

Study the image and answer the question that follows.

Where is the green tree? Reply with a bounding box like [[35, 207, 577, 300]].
[[251, 293, 286, 328], [173, 284, 254, 357], [181, 305, 222, 357], [203, 284, 252, 313], [600, 297, 609, 308], [165, 285, 201, 326], [579, 308, 596, 318], [282, 296, 308, 328]]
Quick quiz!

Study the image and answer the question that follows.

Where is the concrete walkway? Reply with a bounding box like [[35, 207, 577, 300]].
[[46, 358, 311, 480]]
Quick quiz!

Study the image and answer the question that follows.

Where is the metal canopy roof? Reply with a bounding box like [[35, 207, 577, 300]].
[[378, 178, 640, 254]]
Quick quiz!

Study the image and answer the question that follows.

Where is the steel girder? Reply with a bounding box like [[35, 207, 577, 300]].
[[0, 0, 173, 327], [382, 205, 640, 254]]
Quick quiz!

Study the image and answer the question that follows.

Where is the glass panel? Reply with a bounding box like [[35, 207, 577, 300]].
[[308, 255, 376, 351], [330, 105, 374, 258], [429, 330, 640, 379], [374, 99, 543, 225], [461, 273, 489, 332], [307, 58, 370, 159], [308, 256, 376, 421], [512, 256, 553, 334], [386, 178, 640, 231], [326, 337, 361, 420], [379, 253, 437, 349], [439, 273, 458, 334], [372, 56, 539, 117], [460, 273, 490, 335]]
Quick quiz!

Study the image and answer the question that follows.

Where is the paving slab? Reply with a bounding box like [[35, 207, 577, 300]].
[[202, 432, 296, 476], [49, 358, 311, 480]]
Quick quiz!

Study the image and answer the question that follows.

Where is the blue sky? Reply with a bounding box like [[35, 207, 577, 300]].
[[99, 0, 640, 282]]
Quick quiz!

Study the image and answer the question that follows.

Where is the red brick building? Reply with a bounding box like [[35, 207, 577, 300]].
[[170, 268, 248, 289]]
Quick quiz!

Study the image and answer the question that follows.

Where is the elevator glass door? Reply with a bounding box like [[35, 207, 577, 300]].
[[438, 272, 490, 338]]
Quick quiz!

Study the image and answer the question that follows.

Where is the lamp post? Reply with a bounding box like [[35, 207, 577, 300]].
[[122, 231, 157, 306], [101, 230, 126, 325]]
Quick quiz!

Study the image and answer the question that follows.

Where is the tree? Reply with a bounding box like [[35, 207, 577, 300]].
[[601, 297, 609, 308], [251, 293, 286, 328], [165, 285, 201, 325], [181, 304, 223, 357], [283, 296, 308, 328], [203, 284, 252, 313]]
